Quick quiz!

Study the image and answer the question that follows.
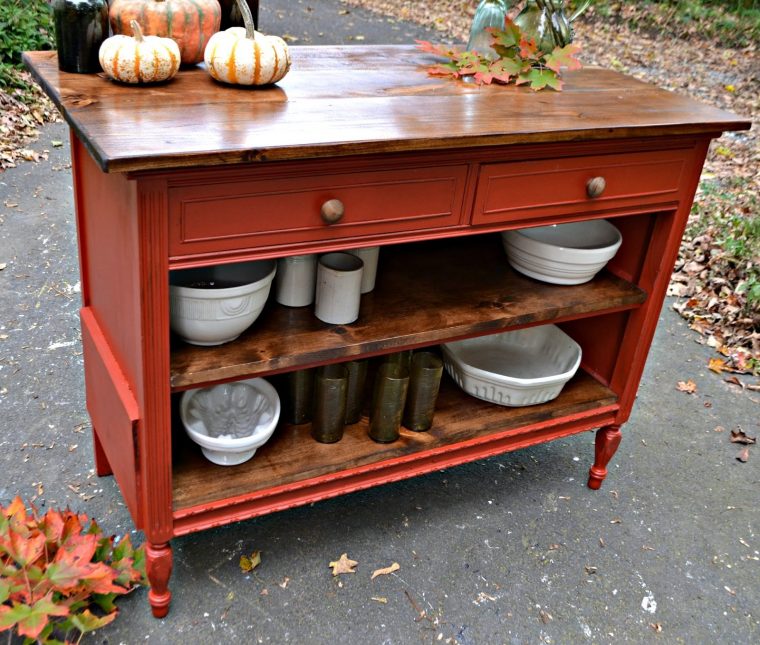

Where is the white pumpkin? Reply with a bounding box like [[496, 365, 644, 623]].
[[204, 0, 290, 85], [99, 20, 180, 84]]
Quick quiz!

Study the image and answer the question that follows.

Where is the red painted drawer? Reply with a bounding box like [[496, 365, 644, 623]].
[[472, 149, 688, 226], [169, 164, 469, 258]]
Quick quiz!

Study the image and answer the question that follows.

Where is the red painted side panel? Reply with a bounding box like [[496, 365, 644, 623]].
[[81, 307, 141, 522], [75, 139, 143, 397]]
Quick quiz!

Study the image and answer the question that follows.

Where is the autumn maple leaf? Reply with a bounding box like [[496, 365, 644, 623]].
[[0, 594, 69, 640], [518, 37, 539, 61], [545, 44, 583, 73], [515, 68, 563, 91]]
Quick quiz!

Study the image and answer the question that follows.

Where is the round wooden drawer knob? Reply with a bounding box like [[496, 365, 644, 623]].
[[320, 199, 345, 224], [586, 176, 607, 199]]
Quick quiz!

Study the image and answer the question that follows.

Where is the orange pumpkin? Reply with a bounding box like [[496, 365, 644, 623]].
[[109, 0, 221, 65]]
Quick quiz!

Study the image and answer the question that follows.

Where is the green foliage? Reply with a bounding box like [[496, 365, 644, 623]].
[[417, 20, 582, 90], [0, 0, 54, 65], [0, 497, 147, 644], [688, 177, 760, 310], [588, 0, 760, 47], [0, 0, 54, 92]]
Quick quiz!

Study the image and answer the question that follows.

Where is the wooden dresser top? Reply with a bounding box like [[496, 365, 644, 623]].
[[24, 45, 750, 173]]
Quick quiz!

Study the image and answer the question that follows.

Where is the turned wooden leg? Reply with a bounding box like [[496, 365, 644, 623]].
[[587, 425, 622, 490], [146, 542, 173, 618], [92, 428, 113, 477]]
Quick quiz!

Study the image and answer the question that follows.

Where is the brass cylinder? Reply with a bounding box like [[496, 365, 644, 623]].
[[403, 351, 443, 432], [311, 364, 348, 443], [282, 368, 314, 425], [343, 360, 368, 425], [383, 350, 412, 372], [369, 363, 409, 443]]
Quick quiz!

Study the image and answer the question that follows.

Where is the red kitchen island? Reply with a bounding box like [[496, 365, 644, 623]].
[[24, 46, 749, 616]]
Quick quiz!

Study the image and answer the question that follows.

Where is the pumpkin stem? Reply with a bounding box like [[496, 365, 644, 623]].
[[130, 20, 144, 43], [235, 0, 256, 40]]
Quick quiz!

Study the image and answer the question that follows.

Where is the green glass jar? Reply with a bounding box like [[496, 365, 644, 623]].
[[52, 0, 108, 73], [467, 0, 511, 58], [514, 0, 588, 53]]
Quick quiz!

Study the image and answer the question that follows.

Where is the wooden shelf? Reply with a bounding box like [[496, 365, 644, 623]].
[[172, 371, 617, 512], [170, 235, 646, 389]]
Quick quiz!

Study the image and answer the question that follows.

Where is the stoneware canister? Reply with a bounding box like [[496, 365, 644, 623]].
[[314, 252, 364, 325], [346, 246, 380, 294], [275, 254, 317, 307]]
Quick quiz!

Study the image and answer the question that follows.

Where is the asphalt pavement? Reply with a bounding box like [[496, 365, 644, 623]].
[[0, 1, 758, 643]]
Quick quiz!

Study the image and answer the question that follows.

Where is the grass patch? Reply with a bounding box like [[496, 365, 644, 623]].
[[589, 0, 760, 47]]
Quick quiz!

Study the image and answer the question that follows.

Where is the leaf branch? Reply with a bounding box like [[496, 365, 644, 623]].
[[417, 19, 581, 91]]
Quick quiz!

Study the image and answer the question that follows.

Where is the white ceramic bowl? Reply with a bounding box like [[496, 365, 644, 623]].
[[442, 325, 582, 407], [501, 220, 622, 285], [170, 260, 276, 345], [180, 378, 281, 466]]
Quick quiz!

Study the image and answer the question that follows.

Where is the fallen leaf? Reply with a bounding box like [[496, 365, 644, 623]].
[[725, 376, 744, 388], [642, 545, 656, 551], [371, 562, 400, 580], [259, 588, 268, 596], [329, 553, 358, 576], [650, 622, 663, 633], [0, 263, 6, 270], [610, 518, 622, 524], [708, 358, 726, 373], [51, 140, 63, 147], [278, 576, 290, 589], [714, 426, 725, 432], [539, 609, 553, 624], [548, 543, 561, 550], [736, 447, 750, 463], [730, 430, 756, 445], [584, 565, 598, 575], [239, 550, 261, 573], [371, 596, 388, 604], [676, 380, 697, 394]]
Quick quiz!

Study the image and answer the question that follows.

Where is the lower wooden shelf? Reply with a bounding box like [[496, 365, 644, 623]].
[[171, 370, 618, 529]]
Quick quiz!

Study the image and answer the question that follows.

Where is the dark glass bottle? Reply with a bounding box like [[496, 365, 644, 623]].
[[52, 0, 108, 74], [219, 0, 260, 30]]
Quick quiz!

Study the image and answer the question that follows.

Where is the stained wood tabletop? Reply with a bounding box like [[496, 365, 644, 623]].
[[23, 46, 750, 173]]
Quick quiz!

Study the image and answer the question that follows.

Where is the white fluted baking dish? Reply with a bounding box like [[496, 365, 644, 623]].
[[442, 325, 582, 407]]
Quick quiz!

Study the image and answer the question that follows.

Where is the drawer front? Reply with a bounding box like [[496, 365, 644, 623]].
[[169, 165, 469, 258], [472, 149, 688, 226]]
